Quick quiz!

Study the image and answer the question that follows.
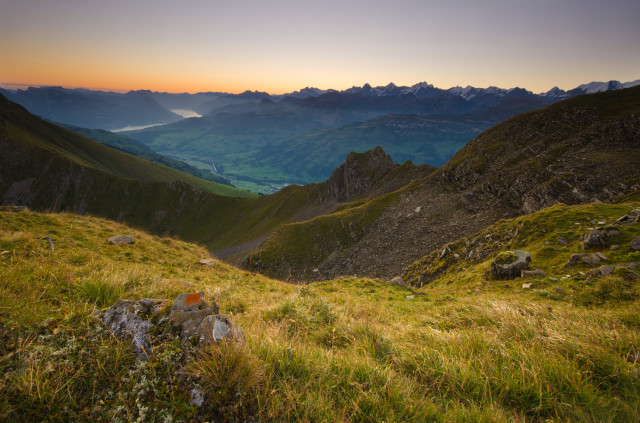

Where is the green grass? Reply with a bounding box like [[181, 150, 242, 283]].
[[1, 209, 639, 421]]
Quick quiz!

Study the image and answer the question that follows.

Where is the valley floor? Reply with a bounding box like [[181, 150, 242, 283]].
[[1, 209, 639, 422]]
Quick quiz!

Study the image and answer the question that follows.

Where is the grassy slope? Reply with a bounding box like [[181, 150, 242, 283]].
[[0, 96, 252, 198], [56, 123, 234, 187], [1, 209, 639, 422]]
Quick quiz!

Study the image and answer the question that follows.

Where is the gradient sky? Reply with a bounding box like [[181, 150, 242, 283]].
[[1, 0, 639, 94]]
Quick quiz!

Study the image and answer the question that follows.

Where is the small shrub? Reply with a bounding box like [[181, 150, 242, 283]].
[[188, 340, 265, 420]]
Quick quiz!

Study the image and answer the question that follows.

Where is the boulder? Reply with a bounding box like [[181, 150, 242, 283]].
[[107, 235, 135, 245], [582, 227, 620, 249], [631, 237, 640, 252], [490, 250, 531, 280], [390, 276, 407, 288], [198, 258, 216, 267]]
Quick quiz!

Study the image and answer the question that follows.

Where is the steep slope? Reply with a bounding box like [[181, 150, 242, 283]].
[[56, 123, 233, 186], [0, 95, 249, 197], [249, 87, 640, 280], [0, 87, 182, 130]]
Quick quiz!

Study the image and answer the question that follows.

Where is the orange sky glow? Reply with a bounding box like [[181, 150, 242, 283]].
[[1, 0, 639, 94]]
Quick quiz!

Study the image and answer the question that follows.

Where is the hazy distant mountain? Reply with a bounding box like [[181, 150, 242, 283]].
[[0, 86, 182, 130]]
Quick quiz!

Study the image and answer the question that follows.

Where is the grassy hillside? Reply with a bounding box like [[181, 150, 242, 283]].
[[1, 209, 639, 421], [56, 123, 234, 187], [0, 94, 252, 198]]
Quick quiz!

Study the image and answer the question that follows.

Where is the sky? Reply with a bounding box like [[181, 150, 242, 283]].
[[1, 0, 639, 94]]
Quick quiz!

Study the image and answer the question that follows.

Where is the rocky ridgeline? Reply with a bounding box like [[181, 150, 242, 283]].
[[98, 292, 244, 359]]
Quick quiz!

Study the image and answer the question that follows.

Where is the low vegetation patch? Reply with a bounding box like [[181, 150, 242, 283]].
[[1, 209, 639, 421]]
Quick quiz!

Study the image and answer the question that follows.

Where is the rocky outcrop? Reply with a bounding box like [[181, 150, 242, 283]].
[[325, 146, 396, 202], [631, 237, 640, 251], [98, 292, 244, 359]]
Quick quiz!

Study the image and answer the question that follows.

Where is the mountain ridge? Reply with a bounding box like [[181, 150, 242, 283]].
[[245, 86, 640, 281]]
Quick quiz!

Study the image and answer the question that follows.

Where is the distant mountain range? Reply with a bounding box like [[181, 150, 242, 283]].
[[2, 79, 638, 192]]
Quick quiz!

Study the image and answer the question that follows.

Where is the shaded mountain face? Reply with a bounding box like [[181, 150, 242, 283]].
[[246, 87, 640, 281], [0, 87, 182, 130]]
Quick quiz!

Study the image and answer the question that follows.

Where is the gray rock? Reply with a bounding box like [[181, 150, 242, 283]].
[[521, 269, 547, 278], [100, 299, 163, 358], [43, 236, 55, 251], [581, 254, 601, 266], [190, 388, 205, 407], [197, 314, 245, 345], [405, 295, 415, 299], [415, 206, 422, 213], [595, 253, 609, 261], [107, 235, 135, 245], [548, 277, 559, 282], [490, 250, 531, 280], [522, 283, 533, 289], [440, 245, 452, 259], [631, 237, 640, 251], [100, 293, 242, 358], [582, 228, 620, 249], [557, 237, 568, 246], [563, 253, 607, 268], [555, 286, 564, 293], [198, 258, 216, 267], [390, 276, 407, 288]]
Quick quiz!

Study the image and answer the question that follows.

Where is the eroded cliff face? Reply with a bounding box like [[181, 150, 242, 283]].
[[325, 146, 396, 202]]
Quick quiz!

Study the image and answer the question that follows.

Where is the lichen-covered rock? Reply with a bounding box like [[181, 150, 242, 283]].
[[197, 314, 245, 345], [99, 292, 242, 359], [490, 250, 531, 280], [107, 235, 135, 245], [100, 298, 166, 357]]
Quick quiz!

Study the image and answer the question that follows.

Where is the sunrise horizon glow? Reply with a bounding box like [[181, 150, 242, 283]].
[[2, 0, 639, 95]]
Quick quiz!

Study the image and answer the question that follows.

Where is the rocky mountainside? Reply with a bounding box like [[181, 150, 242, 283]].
[[249, 87, 640, 281]]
